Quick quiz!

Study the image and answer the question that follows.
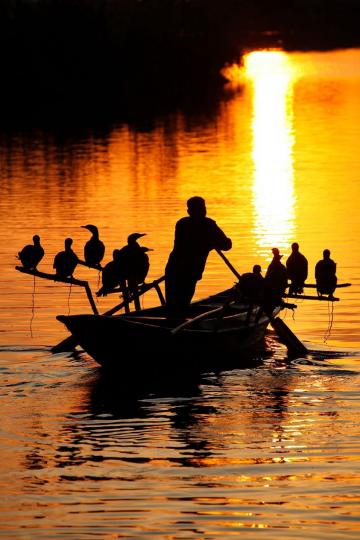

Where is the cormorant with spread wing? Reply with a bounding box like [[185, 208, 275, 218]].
[[53, 238, 79, 278], [18, 235, 44, 270], [81, 224, 105, 268]]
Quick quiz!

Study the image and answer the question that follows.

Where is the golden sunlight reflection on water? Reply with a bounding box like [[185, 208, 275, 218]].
[[245, 51, 297, 253], [1, 48, 360, 540], [0, 49, 360, 350]]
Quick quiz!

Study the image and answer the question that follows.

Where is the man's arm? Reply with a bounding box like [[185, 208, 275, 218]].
[[211, 221, 232, 251]]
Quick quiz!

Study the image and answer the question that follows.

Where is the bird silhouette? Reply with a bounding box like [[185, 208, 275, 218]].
[[127, 246, 153, 286], [53, 238, 79, 278], [97, 249, 123, 297], [81, 224, 105, 268], [117, 233, 150, 285], [286, 242, 308, 294], [315, 249, 337, 297], [18, 235, 44, 270]]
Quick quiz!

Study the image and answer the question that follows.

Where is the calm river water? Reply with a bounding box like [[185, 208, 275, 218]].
[[0, 49, 360, 538]]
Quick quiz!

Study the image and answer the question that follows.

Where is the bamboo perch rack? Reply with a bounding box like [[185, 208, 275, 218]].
[[300, 282, 351, 289], [15, 266, 99, 315], [284, 293, 339, 302], [77, 259, 103, 271]]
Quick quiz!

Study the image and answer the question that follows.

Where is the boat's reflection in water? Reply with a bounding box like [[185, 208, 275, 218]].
[[81, 338, 281, 420], [54, 346, 294, 475]]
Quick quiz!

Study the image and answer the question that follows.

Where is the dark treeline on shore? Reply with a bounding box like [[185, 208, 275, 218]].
[[1, 0, 359, 118]]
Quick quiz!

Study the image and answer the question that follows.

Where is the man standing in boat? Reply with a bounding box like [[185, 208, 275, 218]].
[[165, 197, 232, 314]]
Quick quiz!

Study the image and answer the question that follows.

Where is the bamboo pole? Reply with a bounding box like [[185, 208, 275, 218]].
[[284, 293, 339, 302], [299, 283, 351, 289], [77, 259, 103, 271], [171, 306, 226, 335], [15, 266, 98, 314]]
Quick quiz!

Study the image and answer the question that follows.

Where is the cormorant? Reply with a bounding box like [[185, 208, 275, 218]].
[[53, 238, 79, 278], [237, 264, 264, 303], [127, 246, 153, 287], [97, 249, 123, 297], [18, 235, 44, 270], [315, 249, 337, 298], [264, 248, 288, 307], [286, 242, 308, 294], [117, 233, 150, 287], [81, 224, 105, 268]]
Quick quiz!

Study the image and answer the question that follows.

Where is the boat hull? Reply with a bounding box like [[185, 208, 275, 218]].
[[57, 311, 273, 371]]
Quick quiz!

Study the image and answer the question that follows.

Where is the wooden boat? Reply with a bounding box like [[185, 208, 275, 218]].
[[16, 253, 350, 371], [57, 289, 286, 370]]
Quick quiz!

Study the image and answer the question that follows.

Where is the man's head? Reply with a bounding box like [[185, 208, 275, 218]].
[[253, 264, 262, 274], [291, 242, 299, 252], [323, 249, 331, 259], [187, 196, 206, 218]]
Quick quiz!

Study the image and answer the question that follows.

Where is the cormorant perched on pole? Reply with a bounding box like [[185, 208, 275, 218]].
[[127, 246, 153, 287], [264, 248, 288, 308], [117, 233, 146, 269], [117, 233, 148, 281], [96, 249, 123, 297], [286, 242, 308, 294], [53, 238, 79, 278], [315, 249, 337, 298], [118, 233, 151, 310], [18, 235, 44, 270], [81, 224, 105, 268]]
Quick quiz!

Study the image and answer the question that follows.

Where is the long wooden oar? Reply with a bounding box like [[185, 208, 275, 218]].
[[216, 249, 241, 281], [215, 250, 308, 357]]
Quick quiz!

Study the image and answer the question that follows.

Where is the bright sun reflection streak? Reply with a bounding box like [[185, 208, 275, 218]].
[[245, 51, 297, 253]]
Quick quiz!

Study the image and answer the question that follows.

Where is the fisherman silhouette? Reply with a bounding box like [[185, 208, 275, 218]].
[[286, 242, 308, 294], [81, 224, 105, 268], [97, 249, 122, 297], [315, 249, 337, 298], [53, 238, 79, 278], [165, 196, 232, 314], [264, 248, 288, 308], [18, 235, 44, 270]]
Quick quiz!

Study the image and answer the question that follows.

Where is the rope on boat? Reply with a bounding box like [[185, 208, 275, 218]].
[[30, 274, 36, 338], [67, 283, 73, 316], [323, 299, 335, 343]]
